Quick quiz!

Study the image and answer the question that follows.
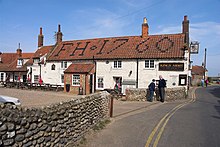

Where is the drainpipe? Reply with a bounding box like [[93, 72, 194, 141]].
[[136, 59, 139, 88], [85, 74, 87, 95], [93, 55, 96, 92]]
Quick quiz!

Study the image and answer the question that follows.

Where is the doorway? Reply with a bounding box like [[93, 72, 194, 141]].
[[113, 77, 122, 93]]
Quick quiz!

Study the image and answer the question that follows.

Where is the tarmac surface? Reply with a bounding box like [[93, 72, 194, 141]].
[[0, 87, 195, 147]]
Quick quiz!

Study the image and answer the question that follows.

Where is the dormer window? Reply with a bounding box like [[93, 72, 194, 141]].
[[17, 59, 23, 66], [33, 58, 40, 64]]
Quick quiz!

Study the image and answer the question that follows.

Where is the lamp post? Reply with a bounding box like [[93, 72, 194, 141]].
[[203, 48, 207, 80]]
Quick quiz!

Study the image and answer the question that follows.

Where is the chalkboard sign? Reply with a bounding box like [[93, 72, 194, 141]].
[[159, 63, 184, 71]]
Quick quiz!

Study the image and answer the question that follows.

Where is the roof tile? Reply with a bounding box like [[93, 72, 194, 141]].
[[47, 34, 186, 61]]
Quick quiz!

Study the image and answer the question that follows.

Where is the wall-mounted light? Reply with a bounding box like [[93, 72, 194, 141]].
[[129, 70, 132, 77]]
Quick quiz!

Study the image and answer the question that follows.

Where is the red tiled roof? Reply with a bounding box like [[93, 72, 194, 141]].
[[33, 45, 54, 58], [47, 34, 186, 61], [64, 63, 95, 73], [22, 53, 34, 59], [26, 45, 54, 66], [0, 52, 33, 72], [0, 53, 17, 65], [192, 65, 207, 76]]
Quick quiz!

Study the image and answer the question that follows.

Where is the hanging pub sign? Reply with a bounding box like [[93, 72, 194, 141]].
[[190, 41, 199, 54], [159, 63, 184, 71]]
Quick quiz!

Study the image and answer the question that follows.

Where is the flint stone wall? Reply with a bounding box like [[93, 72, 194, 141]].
[[0, 91, 110, 147], [126, 87, 187, 101]]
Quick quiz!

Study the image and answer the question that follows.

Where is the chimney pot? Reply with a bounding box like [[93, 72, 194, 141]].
[[184, 15, 188, 21], [58, 24, 61, 32], [143, 17, 147, 24], [40, 27, 42, 35]]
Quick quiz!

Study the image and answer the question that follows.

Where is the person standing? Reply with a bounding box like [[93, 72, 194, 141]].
[[201, 79, 204, 87], [148, 79, 156, 102], [205, 79, 209, 87], [158, 75, 166, 102]]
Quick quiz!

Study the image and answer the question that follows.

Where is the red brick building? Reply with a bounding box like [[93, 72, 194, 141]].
[[64, 63, 95, 95]]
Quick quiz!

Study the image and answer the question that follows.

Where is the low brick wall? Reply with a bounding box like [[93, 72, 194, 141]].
[[126, 87, 187, 101], [0, 91, 110, 147]]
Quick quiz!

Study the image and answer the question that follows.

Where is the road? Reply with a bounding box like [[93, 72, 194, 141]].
[[84, 86, 220, 147], [158, 85, 220, 147]]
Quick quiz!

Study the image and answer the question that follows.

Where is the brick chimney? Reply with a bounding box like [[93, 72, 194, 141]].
[[182, 15, 189, 45], [38, 27, 44, 47], [56, 24, 63, 44], [16, 43, 22, 57], [142, 17, 149, 38]]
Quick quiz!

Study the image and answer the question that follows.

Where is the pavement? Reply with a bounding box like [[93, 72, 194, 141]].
[[112, 99, 161, 118], [112, 87, 196, 118]]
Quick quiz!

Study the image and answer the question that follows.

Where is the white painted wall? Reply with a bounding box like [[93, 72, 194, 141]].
[[96, 58, 189, 93], [96, 60, 137, 90], [43, 61, 72, 85], [138, 59, 188, 89]]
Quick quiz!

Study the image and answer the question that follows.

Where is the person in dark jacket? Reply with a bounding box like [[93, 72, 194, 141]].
[[158, 75, 166, 102], [148, 79, 156, 102]]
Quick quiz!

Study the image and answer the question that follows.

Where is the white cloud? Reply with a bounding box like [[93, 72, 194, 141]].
[[65, 8, 129, 39]]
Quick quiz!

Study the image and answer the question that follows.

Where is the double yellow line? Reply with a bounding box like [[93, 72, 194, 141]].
[[145, 91, 196, 147]]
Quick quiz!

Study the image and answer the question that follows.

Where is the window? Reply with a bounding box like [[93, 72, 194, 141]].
[[61, 74, 64, 83], [145, 60, 155, 69], [113, 61, 122, 68], [98, 77, 104, 88], [179, 74, 187, 86], [33, 58, 40, 64], [72, 75, 80, 86], [61, 61, 67, 69], [34, 75, 39, 83], [17, 59, 23, 66], [51, 64, 56, 70], [0, 73, 4, 81]]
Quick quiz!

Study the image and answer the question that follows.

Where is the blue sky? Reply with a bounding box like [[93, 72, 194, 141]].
[[0, 0, 220, 76]]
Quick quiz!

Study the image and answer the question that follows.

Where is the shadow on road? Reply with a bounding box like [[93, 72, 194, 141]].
[[207, 86, 220, 120], [209, 86, 220, 99], [212, 100, 220, 120]]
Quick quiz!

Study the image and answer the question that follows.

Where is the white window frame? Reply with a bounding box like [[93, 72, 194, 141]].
[[113, 61, 122, 69], [72, 75, 80, 86], [61, 61, 67, 69], [17, 59, 23, 66], [33, 58, 40, 64], [145, 60, 155, 69], [61, 74, 64, 83], [97, 77, 104, 89]]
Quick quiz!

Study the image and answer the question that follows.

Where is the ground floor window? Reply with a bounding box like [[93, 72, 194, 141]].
[[72, 75, 80, 86], [61, 74, 64, 83], [34, 75, 39, 83], [98, 77, 104, 88], [0, 73, 4, 81]]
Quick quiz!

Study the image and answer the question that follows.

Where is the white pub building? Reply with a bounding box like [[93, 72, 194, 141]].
[[29, 15, 191, 95]]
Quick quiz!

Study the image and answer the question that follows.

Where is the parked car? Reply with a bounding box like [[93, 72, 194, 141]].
[[0, 95, 21, 105]]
